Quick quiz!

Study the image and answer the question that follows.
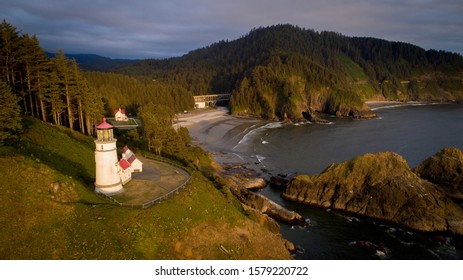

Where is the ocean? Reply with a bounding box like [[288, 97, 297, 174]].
[[230, 103, 463, 259]]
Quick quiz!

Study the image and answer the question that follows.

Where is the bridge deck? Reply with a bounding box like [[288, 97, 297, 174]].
[[194, 93, 231, 108]]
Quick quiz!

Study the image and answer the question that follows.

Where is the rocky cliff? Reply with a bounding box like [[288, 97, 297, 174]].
[[414, 147, 463, 200], [282, 151, 463, 235]]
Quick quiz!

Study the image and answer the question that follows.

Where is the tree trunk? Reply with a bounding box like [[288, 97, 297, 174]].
[[77, 98, 85, 134], [18, 71, 28, 115], [65, 76, 73, 129], [26, 63, 35, 117], [85, 113, 92, 136]]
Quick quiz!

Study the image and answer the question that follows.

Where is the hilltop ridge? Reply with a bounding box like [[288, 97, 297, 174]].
[[119, 24, 463, 121]]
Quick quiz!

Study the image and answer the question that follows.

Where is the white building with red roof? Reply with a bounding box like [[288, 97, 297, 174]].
[[122, 146, 143, 173], [114, 108, 128, 121], [119, 158, 132, 185]]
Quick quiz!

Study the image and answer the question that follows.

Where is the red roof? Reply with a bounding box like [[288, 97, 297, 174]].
[[127, 154, 136, 163], [96, 118, 113, 129], [122, 146, 129, 153], [114, 108, 126, 115], [119, 159, 131, 170]]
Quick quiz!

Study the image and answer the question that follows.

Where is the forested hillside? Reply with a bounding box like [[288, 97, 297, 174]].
[[84, 72, 193, 117], [119, 24, 463, 120], [0, 20, 193, 145]]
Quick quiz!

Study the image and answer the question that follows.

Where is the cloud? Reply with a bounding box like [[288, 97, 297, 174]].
[[2, 0, 462, 58]]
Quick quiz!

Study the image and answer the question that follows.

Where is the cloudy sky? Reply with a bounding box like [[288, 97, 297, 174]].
[[2, 0, 462, 59]]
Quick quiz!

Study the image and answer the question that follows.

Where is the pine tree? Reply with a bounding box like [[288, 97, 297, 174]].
[[54, 50, 75, 129], [46, 65, 66, 125], [31, 44, 50, 122], [0, 20, 21, 87], [0, 81, 22, 145]]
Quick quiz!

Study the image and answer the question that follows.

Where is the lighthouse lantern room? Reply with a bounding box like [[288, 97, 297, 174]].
[[94, 118, 124, 195]]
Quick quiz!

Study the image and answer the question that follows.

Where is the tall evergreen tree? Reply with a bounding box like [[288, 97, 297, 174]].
[[20, 34, 47, 118], [0, 81, 22, 145], [53, 50, 75, 129], [0, 20, 21, 87]]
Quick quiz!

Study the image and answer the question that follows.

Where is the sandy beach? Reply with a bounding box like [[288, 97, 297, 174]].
[[174, 107, 265, 165]]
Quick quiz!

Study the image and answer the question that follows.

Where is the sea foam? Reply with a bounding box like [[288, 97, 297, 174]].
[[233, 122, 282, 150]]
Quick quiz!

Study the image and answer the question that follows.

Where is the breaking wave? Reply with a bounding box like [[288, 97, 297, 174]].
[[232, 122, 282, 150]]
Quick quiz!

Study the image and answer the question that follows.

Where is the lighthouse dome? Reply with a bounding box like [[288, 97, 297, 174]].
[[96, 118, 113, 129], [96, 118, 114, 142]]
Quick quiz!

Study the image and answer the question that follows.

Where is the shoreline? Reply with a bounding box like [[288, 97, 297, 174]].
[[366, 100, 450, 111], [175, 100, 454, 170], [175, 107, 267, 167]]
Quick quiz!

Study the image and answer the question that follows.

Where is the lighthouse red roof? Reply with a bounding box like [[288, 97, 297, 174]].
[[96, 118, 113, 129]]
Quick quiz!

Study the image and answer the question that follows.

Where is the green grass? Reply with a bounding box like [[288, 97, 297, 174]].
[[20, 118, 96, 186]]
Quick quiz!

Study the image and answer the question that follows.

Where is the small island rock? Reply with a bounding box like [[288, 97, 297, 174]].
[[282, 152, 463, 235]]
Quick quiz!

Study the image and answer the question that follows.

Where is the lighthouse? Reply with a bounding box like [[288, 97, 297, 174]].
[[94, 118, 124, 195]]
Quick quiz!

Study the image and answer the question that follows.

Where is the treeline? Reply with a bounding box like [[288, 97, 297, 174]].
[[84, 72, 194, 116], [119, 24, 463, 120], [0, 20, 103, 139]]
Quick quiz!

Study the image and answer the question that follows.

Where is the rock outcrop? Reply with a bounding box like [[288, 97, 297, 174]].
[[227, 176, 307, 226], [324, 103, 378, 119], [242, 177, 268, 190], [302, 110, 331, 124], [414, 147, 463, 200], [282, 152, 463, 235]]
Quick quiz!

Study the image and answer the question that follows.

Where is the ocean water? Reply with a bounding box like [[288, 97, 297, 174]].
[[232, 103, 463, 259]]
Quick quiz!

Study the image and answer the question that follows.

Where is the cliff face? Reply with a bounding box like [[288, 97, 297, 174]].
[[282, 152, 463, 235], [414, 147, 463, 200]]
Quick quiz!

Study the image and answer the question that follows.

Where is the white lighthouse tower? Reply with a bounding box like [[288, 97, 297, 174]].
[[94, 118, 123, 195]]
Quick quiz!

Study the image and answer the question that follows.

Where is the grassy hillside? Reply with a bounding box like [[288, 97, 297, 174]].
[[0, 118, 291, 259]]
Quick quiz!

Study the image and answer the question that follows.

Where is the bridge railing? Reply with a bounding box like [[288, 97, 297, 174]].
[[193, 93, 231, 107]]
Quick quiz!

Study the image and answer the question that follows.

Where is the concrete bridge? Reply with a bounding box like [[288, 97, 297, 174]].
[[193, 93, 231, 108]]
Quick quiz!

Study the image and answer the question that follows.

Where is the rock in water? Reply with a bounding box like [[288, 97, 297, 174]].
[[282, 152, 463, 235], [414, 147, 463, 200], [349, 240, 390, 258], [270, 175, 291, 188], [243, 177, 268, 190]]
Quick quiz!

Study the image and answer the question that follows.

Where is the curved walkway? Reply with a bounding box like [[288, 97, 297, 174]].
[[108, 155, 191, 209]]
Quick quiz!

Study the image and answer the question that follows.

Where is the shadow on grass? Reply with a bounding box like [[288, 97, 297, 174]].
[[20, 141, 94, 189]]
